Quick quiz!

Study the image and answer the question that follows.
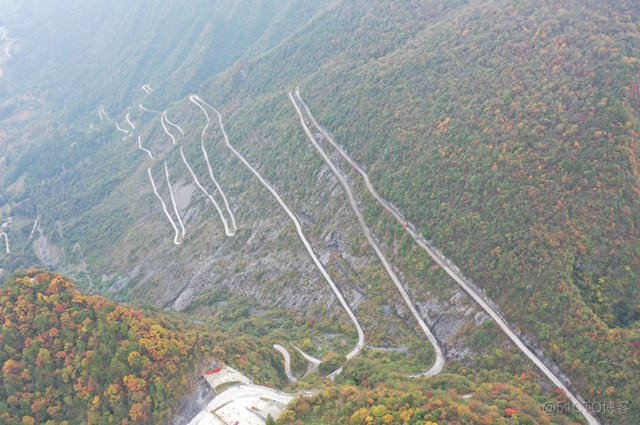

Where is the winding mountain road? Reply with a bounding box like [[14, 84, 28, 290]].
[[28, 219, 38, 240], [126, 113, 136, 130], [145, 104, 237, 240], [154, 107, 236, 240], [290, 91, 445, 377], [294, 90, 600, 425], [138, 136, 153, 159], [189, 96, 237, 236], [142, 84, 153, 94], [164, 114, 184, 136], [165, 161, 186, 242], [179, 146, 236, 237], [195, 95, 365, 361], [139, 104, 162, 114], [148, 167, 183, 245], [116, 122, 130, 136], [1, 27, 14, 59], [160, 112, 177, 145], [273, 344, 298, 383], [291, 344, 321, 366], [0, 232, 9, 254], [0, 27, 14, 78], [99, 106, 112, 122]]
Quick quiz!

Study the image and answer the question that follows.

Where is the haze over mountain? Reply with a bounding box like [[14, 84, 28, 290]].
[[1, 0, 639, 424]]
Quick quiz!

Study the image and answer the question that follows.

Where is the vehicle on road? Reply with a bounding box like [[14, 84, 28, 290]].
[[403, 222, 409, 228], [206, 368, 222, 375]]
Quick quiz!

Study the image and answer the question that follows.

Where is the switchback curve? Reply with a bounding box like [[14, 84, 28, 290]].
[[273, 344, 298, 383], [195, 96, 365, 362], [290, 91, 445, 377], [189, 96, 238, 236], [294, 89, 600, 425], [147, 167, 182, 245]]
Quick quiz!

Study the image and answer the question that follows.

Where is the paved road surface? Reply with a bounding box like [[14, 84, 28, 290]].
[[99, 105, 112, 121], [28, 219, 38, 240], [0, 232, 9, 254], [179, 146, 237, 239], [115, 122, 129, 136], [294, 89, 600, 425], [0, 27, 14, 78], [189, 96, 237, 237], [158, 105, 236, 238], [139, 104, 162, 114], [1, 28, 14, 59], [165, 114, 185, 135], [147, 167, 183, 245], [203, 366, 251, 389], [273, 344, 298, 383], [291, 344, 321, 366], [126, 113, 136, 130], [291, 91, 445, 377], [192, 95, 365, 362], [164, 161, 186, 242], [138, 136, 154, 159], [161, 112, 178, 144], [188, 384, 295, 425]]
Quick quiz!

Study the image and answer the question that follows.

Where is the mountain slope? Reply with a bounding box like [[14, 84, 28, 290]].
[[0, 270, 213, 424], [0, 0, 335, 114], [194, 0, 640, 421], [0, 0, 639, 422]]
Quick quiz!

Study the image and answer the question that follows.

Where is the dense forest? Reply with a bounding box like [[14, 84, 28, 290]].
[[0, 270, 213, 423], [0, 270, 299, 424], [278, 374, 562, 425]]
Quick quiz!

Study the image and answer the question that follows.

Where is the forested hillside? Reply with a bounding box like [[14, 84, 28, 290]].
[[278, 375, 556, 425], [0, 270, 295, 424], [197, 0, 640, 421], [0, 270, 209, 423], [0, 270, 579, 425], [0, 0, 639, 423]]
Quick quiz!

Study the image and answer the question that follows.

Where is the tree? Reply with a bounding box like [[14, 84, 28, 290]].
[[319, 353, 347, 376]]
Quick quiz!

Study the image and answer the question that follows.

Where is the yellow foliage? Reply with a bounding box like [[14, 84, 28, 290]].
[[128, 351, 141, 367], [399, 410, 413, 420], [371, 405, 388, 417], [341, 385, 359, 397], [351, 408, 370, 422], [128, 403, 144, 421], [71, 290, 88, 304]]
